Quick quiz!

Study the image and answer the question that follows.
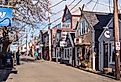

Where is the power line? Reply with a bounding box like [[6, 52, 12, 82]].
[[42, 0, 79, 30], [43, 0, 116, 30], [51, 9, 64, 16], [91, 0, 121, 10], [42, 17, 61, 30], [68, 0, 76, 7], [92, 0, 98, 11], [91, 0, 113, 9], [50, 0, 76, 17], [108, 0, 111, 13], [50, 0, 64, 9], [85, 0, 116, 12], [70, 0, 83, 11], [86, 0, 93, 5]]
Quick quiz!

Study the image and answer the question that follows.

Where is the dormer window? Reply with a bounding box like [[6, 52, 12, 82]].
[[62, 19, 71, 28]]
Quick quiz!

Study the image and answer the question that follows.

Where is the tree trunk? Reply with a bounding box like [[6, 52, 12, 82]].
[[2, 40, 11, 55]]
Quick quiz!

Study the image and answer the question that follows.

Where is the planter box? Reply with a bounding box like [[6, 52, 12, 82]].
[[103, 68, 113, 74]]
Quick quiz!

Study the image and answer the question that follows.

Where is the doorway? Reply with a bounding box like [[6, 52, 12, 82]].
[[103, 43, 108, 68]]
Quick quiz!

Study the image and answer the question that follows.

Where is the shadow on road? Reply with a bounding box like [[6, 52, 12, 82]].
[[20, 56, 35, 63], [0, 68, 12, 82]]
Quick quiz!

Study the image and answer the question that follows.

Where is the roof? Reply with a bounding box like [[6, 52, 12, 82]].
[[94, 13, 113, 30], [62, 5, 81, 22], [71, 7, 81, 15], [94, 13, 121, 29], [42, 30, 48, 34], [82, 11, 113, 29], [51, 27, 74, 32]]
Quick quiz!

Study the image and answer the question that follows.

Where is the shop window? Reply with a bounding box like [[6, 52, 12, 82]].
[[111, 46, 121, 62], [67, 49, 69, 58], [70, 48, 72, 56]]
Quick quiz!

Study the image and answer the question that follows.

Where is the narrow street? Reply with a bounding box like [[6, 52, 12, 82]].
[[6, 57, 119, 82]]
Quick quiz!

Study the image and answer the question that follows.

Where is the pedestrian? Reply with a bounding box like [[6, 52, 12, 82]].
[[16, 50, 20, 65], [34, 49, 38, 60]]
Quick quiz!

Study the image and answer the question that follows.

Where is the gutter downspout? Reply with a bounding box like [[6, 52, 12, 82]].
[[92, 28, 95, 70]]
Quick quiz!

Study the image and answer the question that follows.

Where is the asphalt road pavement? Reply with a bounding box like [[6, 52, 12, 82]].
[[6, 57, 120, 82]]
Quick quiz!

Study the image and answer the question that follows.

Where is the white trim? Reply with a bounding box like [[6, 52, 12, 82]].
[[99, 42, 104, 71], [99, 43, 101, 70], [98, 29, 105, 42], [69, 47, 73, 64], [118, 18, 121, 23], [106, 17, 113, 27], [108, 42, 110, 67], [0, 44, 3, 52]]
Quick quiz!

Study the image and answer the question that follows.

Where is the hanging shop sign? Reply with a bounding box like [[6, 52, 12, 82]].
[[60, 41, 67, 47]]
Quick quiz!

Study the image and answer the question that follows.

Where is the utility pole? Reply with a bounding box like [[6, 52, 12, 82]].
[[26, 29, 28, 55], [113, 0, 120, 80], [48, 0, 52, 61]]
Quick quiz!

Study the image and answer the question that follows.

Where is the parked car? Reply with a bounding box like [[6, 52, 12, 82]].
[[5, 52, 13, 67]]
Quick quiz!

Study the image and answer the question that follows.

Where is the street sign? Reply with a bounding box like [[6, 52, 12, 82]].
[[115, 42, 120, 50], [61, 32, 67, 41], [40, 44, 44, 47], [60, 41, 67, 47], [0, 8, 12, 27]]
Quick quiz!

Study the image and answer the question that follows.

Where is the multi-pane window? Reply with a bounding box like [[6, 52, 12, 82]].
[[67, 49, 69, 58], [70, 48, 72, 56], [62, 19, 71, 28], [80, 20, 88, 35]]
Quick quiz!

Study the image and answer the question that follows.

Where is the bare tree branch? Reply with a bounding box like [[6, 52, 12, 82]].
[[9, 0, 50, 27]]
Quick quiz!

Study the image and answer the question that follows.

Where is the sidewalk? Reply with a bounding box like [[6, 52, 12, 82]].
[[78, 67, 117, 80]]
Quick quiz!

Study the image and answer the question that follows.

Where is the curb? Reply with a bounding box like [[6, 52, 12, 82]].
[[78, 67, 116, 80]]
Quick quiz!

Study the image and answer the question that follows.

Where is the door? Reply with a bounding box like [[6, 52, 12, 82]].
[[103, 43, 108, 68]]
